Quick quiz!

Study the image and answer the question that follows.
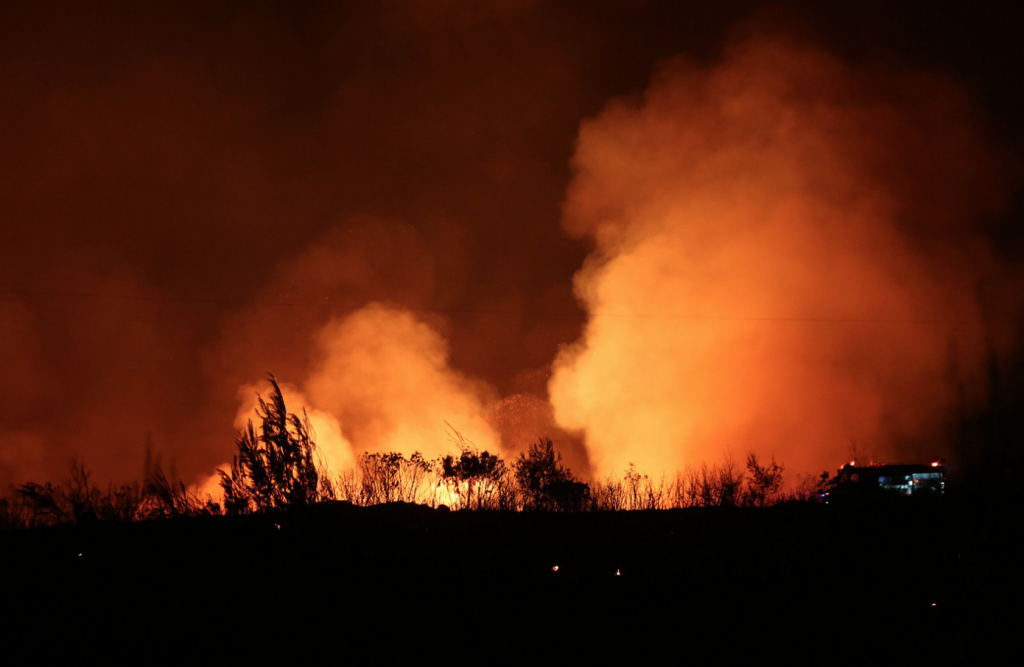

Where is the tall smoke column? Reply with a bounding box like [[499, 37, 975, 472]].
[[550, 33, 1008, 479]]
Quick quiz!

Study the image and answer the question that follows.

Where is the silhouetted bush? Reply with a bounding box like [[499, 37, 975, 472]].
[[11, 481, 64, 527], [144, 464, 220, 518], [790, 470, 830, 502], [0, 458, 216, 527], [219, 374, 327, 514], [2, 398, 808, 523], [678, 459, 746, 508], [744, 453, 785, 507], [439, 425, 511, 510], [514, 438, 589, 511], [358, 451, 436, 505], [622, 464, 674, 510]]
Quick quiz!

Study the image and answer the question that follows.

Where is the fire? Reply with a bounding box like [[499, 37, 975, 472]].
[[550, 33, 1007, 479], [433, 482, 463, 509], [196, 469, 226, 505], [220, 306, 500, 496], [306, 306, 500, 462], [233, 379, 357, 476], [201, 32, 1010, 494]]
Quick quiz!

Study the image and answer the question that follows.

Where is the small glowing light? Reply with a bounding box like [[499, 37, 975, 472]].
[[849, 460, 856, 466], [615, 569, 621, 576], [930, 603, 937, 607], [77, 553, 82, 558], [274, 523, 281, 530], [931, 462, 939, 468], [552, 566, 559, 572]]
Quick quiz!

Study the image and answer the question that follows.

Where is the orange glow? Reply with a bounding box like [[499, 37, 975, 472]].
[[196, 469, 226, 505], [550, 34, 1008, 480], [212, 306, 502, 499], [306, 307, 499, 462], [433, 482, 463, 509], [233, 379, 357, 476]]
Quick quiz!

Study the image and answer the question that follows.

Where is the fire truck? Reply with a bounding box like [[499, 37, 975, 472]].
[[825, 460, 946, 501]]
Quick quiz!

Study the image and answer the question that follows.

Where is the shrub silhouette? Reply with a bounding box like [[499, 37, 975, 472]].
[[744, 453, 784, 507], [439, 424, 507, 510], [621, 464, 673, 510], [358, 451, 434, 505], [514, 438, 589, 511], [2, 458, 214, 527], [144, 464, 219, 518], [219, 374, 323, 514], [1, 412, 802, 522]]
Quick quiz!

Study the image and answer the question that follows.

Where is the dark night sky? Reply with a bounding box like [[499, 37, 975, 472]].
[[1, 1, 1022, 487]]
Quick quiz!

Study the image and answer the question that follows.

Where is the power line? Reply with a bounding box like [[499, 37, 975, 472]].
[[0, 287, 1001, 325]]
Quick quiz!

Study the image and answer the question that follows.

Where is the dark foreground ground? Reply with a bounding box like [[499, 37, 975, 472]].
[[2, 497, 1021, 662]]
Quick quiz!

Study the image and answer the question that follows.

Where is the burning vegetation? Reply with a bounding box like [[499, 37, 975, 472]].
[[1, 375, 807, 528], [550, 33, 1012, 480], [3, 5, 1023, 660], [1, 3, 1022, 498]]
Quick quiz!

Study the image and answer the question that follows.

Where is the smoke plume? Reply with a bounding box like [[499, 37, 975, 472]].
[[550, 32, 1011, 478], [233, 378, 356, 475], [307, 306, 500, 460], [2, 3, 1021, 489]]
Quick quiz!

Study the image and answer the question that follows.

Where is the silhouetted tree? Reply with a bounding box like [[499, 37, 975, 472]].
[[716, 455, 745, 507], [219, 375, 322, 514], [514, 438, 589, 511], [745, 453, 784, 507], [620, 464, 673, 510], [11, 481, 63, 527], [440, 425, 506, 510]]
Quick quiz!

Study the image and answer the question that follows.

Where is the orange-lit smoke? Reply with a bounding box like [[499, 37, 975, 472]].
[[550, 34, 1009, 479], [233, 379, 356, 474], [304, 306, 500, 461], [197, 381, 358, 505], [223, 305, 499, 481]]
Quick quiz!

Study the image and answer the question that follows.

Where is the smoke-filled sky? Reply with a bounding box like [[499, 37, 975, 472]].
[[2, 1, 1023, 488]]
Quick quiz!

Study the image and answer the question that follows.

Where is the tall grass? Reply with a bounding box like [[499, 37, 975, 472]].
[[1, 376, 803, 525], [1, 447, 807, 527], [0, 459, 219, 529]]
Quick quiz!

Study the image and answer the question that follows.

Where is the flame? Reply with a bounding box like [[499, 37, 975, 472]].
[[433, 482, 463, 509]]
